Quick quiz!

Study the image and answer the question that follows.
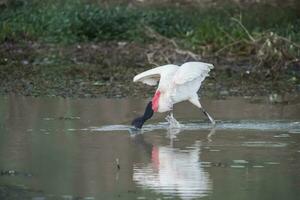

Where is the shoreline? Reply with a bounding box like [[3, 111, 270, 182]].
[[0, 41, 299, 99]]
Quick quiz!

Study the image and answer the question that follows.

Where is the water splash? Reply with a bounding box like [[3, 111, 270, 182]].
[[165, 113, 181, 129], [85, 120, 300, 133]]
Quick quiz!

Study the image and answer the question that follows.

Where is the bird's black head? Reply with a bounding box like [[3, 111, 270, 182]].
[[131, 101, 154, 129], [131, 116, 145, 129]]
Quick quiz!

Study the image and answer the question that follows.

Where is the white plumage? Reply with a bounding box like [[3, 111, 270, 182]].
[[133, 62, 214, 124]]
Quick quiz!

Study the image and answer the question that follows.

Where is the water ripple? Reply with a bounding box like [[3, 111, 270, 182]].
[[86, 120, 300, 133]]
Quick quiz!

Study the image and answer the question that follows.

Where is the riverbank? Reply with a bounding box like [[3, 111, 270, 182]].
[[0, 40, 299, 98], [0, 1, 299, 98]]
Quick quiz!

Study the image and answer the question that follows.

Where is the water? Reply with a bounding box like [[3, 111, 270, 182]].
[[0, 95, 300, 200]]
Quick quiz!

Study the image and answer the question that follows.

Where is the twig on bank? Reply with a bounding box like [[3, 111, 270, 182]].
[[231, 17, 255, 42], [276, 35, 300, 49], [146, 52, 160, 67], [144, 26, 201, 62], [214, 40, 243, 55]]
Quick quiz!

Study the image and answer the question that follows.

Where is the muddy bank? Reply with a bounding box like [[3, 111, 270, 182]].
[[0, 41, 299, 98]]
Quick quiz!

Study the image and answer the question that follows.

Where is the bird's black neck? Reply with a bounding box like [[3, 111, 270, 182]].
[[142, 101, 154, 121]]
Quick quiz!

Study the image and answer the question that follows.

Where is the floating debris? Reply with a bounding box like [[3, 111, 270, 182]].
[[211, 162, 227, 167], [242, 141, 287, 148], [84, 197, 95, 200], [253, 165, 264, 168], [58, 116, 80, 120], [201, 162, 212, 168], [209, 149, 221, 152], [1, 170, 17, 175], [233, 160, 249, 164], [0, 170, 32, 177], [264, 162, 280, 165], [273, 134, 290, 138], [289, 129, 300, 134], [116, 158, 120, 170], [230, 165, 245, 168], [43, 117, 55, 121]]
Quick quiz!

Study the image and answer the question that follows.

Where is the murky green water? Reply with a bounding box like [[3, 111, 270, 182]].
[[0, 95, 300, 200]]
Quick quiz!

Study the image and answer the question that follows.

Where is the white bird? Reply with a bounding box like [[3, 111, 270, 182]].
[[131, 62, 215, 129]]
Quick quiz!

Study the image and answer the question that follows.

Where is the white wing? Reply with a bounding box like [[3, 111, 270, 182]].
[[133, 64, 179, 86], [173, 62, 214, 85]]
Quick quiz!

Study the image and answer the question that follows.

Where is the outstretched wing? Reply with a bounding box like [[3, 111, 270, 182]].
[[133, 64, 179, 86], [173, 62, 214, 85]]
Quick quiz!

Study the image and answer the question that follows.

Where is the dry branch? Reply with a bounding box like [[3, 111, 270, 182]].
[[144, 26, 201, 64], [231, 17, 255, 42]]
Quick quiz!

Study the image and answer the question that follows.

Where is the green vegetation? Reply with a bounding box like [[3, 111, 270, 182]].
[[1, 0, 299, 47]]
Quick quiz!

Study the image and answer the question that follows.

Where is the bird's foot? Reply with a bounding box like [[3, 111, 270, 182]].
[[165, 113, 181, 129], [210, 118, 216, 126]]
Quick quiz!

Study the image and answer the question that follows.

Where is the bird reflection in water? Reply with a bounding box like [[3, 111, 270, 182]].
[[132, 128, 215, 199]]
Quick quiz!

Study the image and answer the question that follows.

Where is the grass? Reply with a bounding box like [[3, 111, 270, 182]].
[[1, 0, 299, 71], [0, 0, 299, 49]]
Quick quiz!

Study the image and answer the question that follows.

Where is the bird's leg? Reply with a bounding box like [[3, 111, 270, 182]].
[[201, 108, 216, 125], [165, 111, 173, 123], [170, 112, 174, 119], [166, 110, 172, 117], [189, 97, 216, 125], [169, 112, 179, 126]]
